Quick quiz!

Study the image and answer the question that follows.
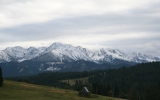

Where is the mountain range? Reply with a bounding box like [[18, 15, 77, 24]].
[[0, 42, 159, 63], [0, 42, 160, 77]]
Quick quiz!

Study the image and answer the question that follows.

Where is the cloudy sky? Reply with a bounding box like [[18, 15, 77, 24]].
[[0, 0, 160, 56]]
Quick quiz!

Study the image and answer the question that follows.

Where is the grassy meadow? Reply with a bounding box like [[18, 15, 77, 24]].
[[0, 80, 125, 100], [61, 77, 89, 85]]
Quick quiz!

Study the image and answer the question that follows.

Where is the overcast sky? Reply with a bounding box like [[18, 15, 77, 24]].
[[0, 0, 160, 56]]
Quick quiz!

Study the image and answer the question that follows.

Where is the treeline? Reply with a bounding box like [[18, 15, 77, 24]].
[[7, 71, 93, 89], [7, 62, 160, 100]]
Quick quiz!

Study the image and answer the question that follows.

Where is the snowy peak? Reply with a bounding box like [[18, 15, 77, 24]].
[[42, 42, 70, 53], [2, 46, 45, 62], [41, 42, 92, 61], [127, 52, 160, 63], [4, 46, 27, 59], [89, 48, 126, 63]]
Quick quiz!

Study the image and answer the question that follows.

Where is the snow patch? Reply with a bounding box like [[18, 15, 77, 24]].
[[46, 62, 63, 65], [46, 67, 61, 71]]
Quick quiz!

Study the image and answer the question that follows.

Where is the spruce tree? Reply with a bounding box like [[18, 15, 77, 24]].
[[107, 84, 111, 96], [114, 86, 119, 97], [0, 67, 3, 87]]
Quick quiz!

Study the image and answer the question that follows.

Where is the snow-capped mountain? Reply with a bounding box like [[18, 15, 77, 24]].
[[38, 42, 93, 62], [1, 42, 160, 77], [0, 42, 160, 64], [126, 52, 160, 63], [39, 42, 160, 63], [0, 46, 46, 62]]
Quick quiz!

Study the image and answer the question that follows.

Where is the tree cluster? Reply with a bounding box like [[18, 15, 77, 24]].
[[88, 62, 160, 99]]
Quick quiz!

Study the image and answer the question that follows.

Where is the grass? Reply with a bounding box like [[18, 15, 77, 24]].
[[61, 77, 89, 85], [0, 80, 124, 100]]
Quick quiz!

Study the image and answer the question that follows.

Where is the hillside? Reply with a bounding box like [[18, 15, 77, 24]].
[[1, 60, 131, 77], [0, 80, 124, 100]]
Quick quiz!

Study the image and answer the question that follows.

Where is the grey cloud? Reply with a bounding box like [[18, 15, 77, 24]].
[[1, 10, 160, 40], [0, 1, 160, 56]]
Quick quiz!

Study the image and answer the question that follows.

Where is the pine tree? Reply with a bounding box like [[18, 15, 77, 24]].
[[144, 85, 159, 100], [128, 84, 138, 100], [0, 67, 3, 87], [107, 84, 111, 96], [114, 86, 119, 97]]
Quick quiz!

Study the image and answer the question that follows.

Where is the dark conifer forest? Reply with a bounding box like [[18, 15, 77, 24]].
[[0, 66, 3, 87], [7, 62, 160, 100]]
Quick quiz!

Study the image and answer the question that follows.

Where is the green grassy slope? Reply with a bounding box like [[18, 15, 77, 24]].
[[0, 80, 124, 100]]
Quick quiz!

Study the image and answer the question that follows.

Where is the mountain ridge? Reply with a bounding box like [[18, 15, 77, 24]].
[[0, 42, 160, 64]]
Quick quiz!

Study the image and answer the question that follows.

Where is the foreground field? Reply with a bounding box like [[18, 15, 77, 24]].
[[0, 80, 124, 100]]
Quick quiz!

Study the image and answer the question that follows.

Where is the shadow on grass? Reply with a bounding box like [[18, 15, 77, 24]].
[[78, 94, 99, 98]]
